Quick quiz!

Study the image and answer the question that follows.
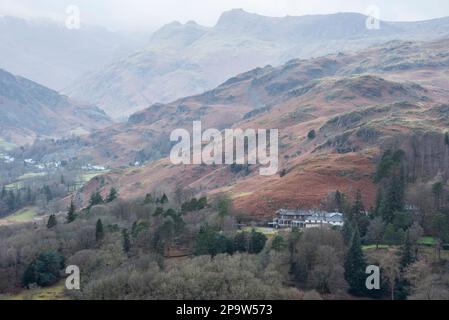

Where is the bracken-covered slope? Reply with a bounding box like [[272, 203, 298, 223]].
[[66, 9, 449, 119], [0, 68, 112, 147], [42, 38, 449, 217]]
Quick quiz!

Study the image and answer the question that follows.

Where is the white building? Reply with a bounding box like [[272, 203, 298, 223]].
[[270, 209, 344, 229], [304, 212, 344, 228]]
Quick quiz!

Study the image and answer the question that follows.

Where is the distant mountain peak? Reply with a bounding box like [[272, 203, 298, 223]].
[[167, 20, 183, 27], [186, 20, 199, 26], [216, 8, 263, 27], [152, 19, 206, 35]]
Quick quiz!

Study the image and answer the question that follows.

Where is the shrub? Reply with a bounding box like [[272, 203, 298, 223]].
[[307, 130, 316, 140], [22, 251, 65, 288]]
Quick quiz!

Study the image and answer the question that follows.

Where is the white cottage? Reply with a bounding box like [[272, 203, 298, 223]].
[[270, 209, 344, 229], [304, 212, 344, 228]]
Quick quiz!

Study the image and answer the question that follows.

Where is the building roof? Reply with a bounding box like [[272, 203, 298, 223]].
[[276, 209, 330, 216], [305, 212, 344, 223]]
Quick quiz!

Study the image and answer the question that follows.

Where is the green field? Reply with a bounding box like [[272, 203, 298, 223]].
[[75, 170, 109, 188], [3, 280, 69, 300], [362, 244, 390, 250], [17, 172, 46, 180], [79, 171, 103, 183], [6, 172, 47, 190], [363, 237, 437, 250], [241, 227, 279, 237], [418, 236, 435, 246], [0, 138, 16, 151], [3, 207, 39, 223]]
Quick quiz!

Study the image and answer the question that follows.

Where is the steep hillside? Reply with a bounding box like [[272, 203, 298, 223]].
[[38, 38, 449, 217], [66, 10, 449, 118], [38, 39, 447, 165], [0, 68, 112, 146]]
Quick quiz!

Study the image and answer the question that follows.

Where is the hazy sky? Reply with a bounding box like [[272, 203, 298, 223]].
[[2, 0, 449, 31]]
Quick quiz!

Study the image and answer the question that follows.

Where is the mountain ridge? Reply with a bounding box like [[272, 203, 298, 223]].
[[19, 37, 449, 216], [66, 10, 449, 119], [0, 68, 112, 146]]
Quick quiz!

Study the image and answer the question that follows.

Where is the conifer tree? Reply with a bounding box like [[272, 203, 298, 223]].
[[144, 193, 154, 204], [106, 188, 118, 203], [349, 190, 368, 235], [382, 169, 405, 223], [335, 190, 346, 213], [374, 189, 384, 217], [131, 221, 139, 238], [234, 231, 248, 253], [351, 190, 365, 217], [248, 229, 267, 254], [95, 219, 104, 242], [341, 219, 354, 246], [122, 229, 131, 255], [153, 207, 164, 217], [400, 233, 415, 271], [47, 214, 57, 228], [344, 228, 368, 296], [67, 200, 76, 223], [396, 233, 415, 300], [307, 129, 316, 140], [160, 193, 169, 204], [89, 191, 104, 208]]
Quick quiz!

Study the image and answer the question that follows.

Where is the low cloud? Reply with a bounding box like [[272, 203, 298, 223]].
[[1, 0, 449, 31]]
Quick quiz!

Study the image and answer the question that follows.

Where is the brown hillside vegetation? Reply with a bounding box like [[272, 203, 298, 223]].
[[32, 38, 449, 217]]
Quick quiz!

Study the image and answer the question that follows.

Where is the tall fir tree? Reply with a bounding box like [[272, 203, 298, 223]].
[[122, 229, 131, 255], [344, 228, 368, 296], [374, 188, 384, 217], [66, 200, 76, 223], [382, 168, 406, 223], [95, 219, 104, 242], [351, 190, 365, 217], [89, 191, 104, 208], [400, 233, 415, 271], [47, 214, 57, 229], [106, 188, 118, 203], [341, 220, 354, 246], [160, 193, 169, 204], [396, 233, 415, 300], [335, 190, 346, 213], [144, 193, 154, 204], [350, 190, 368, 235]]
